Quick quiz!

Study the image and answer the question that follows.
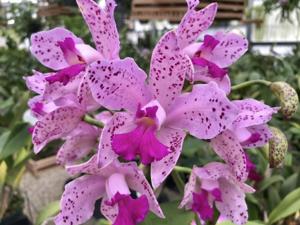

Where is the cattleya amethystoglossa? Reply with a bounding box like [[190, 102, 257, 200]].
[[23, 0, 288, 224]]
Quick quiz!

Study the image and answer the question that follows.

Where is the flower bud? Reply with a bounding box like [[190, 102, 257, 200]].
[[269, 127, 288, 168], [270, 82, 299, 119]]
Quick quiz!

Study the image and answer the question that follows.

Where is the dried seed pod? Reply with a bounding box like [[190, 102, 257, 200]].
[[270, 82, 299, 119], [269, 127, 288, 168]]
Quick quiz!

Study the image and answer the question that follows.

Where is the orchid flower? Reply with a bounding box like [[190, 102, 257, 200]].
[[55, 156, 164, 225], [180, 162, 255, 225], [25, 0, 121, 162], [211, 99, 278, 181], [86, 30, 238, 188], [176, 0, 248, 94]]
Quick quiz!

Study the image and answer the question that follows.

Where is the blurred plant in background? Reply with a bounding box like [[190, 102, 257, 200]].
[[0, 0, 300, 225]]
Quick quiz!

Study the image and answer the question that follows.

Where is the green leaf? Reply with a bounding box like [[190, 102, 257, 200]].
[[268, 187, 300, 224], [35, 201, 60, 225], [258, 175, 284, 192], [0, 131, 10, 150], [140, 201, 194, 225], [0, 123, 30, 160]]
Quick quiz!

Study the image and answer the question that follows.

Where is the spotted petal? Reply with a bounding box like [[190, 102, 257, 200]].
[[242, 124, 272, 148], [24, 71, 46, 95], [30, 27, 83, 70], [149, 31, 193, 109], [205, 32, 248, 68], [32, 106, 84, 153], [101, 196, 118, 222], [88, 58, 151, 112], [179, 167, 197, 209], [166, 82, 238, 139], [151, 127, 186, 189], [211, 131, 247, 182], [76, 0, 120, 60], [54, 175, 105, 225], [176, 2, 218, 49]]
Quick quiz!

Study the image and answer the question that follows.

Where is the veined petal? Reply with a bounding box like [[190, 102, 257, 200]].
[[233, 99, 278, 128], [30, 27, 83, 70], [151, 127, 186, 189], [76, 0, 120, 60], [176, 2, 218, 49], [98, 112, 135, 167], [205, 32, 248, 68], [211, 131, 248, 182], [88, 58, 151, 112], [54, 175, 105, 225], [149, 31, 193, 109], [215, 179, 248, 225], [166, 82, 238, 139], [32, 106, 84, 153], [125, 162, 165, 218], [242, 124, 272, 148]]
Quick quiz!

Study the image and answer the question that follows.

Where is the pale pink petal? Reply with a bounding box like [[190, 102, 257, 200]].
[[125, 162, 165, 218], [95, 111, 113, 125], [233, 99, 278, 128], [166, 82, 238, 139], [193, 68, 231, 95], [205, 32, 248, 68], [32, 106, 84, 153], [101, 196, 118, 222], [215, 179, 248, 225], [88, 58, 151, 112], [211, 131, 248, 182], [149, 31, 193, 109], [76, 0, 120, 60], [242, 124, 272, 148], [194, 162, 231, 180], [179, 168, 197, 209], [75, 43, 103, 63], [98, 112, 135, 167], [24, 71, 46, 94], [66, 154, 102, 175], [77, 74, 100, 111], [151, 127, 186, 189], [176, 3, 218, 49], [54, 175, 105, 225], [56, 123, 100, 165], [30, 27, 83, 70]]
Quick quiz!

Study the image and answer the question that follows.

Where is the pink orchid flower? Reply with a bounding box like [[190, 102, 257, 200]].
[[176, 0, 248, 94], [87, 30, 238, 188], [55, 156, 164, 225], [211, 99, 278, 181], [179, 162, 255, 225], [26, 0, 121, 161]]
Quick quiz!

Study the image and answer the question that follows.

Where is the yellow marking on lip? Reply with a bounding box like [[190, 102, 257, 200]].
[[136, 117, 156, 127]]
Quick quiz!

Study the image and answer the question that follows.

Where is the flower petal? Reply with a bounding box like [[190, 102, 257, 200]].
[[242, 124, 272, 148], [32, 106, 84, 153], [179, 168, 197, 209], [30, 27, 83, 70], [215, 179, 248, 225], [66, 154, 102, 175], [24, 71, 46, 94], [88, 58, 151, 112], [98, 112, 135, 167], [211, 131, 248, 182], [205, 32, 248, 68], [151, 127, 186, 188], [56, 123, 100, 165], [101, 196, 118, 222], [76, 0, 120, 60], [149, 31, 193, 109], [54, 175, 105, 225], [176, 2, 218, 49], [166, 82, 238, 139], [125, 162, 165, 218], [233, 99, 277, 128]]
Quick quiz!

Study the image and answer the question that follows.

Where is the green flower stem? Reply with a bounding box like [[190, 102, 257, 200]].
[[231, 80, 271, 91], [171, 170, 185, 195], [194, 213, 201, 225], [174, 166, 192, 174], [83, 115, 104, 128]]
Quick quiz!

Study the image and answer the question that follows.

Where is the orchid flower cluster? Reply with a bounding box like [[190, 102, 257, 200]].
[[24, 0, 281, 224]]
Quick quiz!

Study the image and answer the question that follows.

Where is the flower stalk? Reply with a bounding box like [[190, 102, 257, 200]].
[[83, 115, 104, 128], [231, 80, 271, 91]]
